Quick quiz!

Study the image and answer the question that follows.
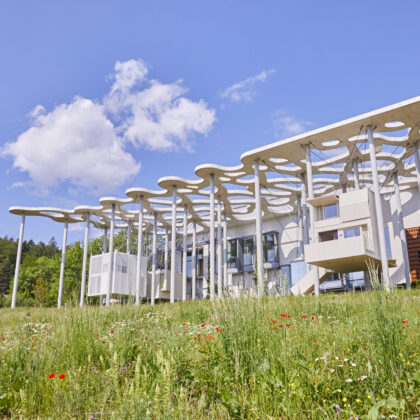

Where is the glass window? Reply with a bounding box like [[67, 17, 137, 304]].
[[263, 232, 278, 262], [291, 260, 307, 286], [344, 226, 360, 238], [279, 265, 291, 294], [227, 239, 240, 268], [324, 203, 338, 219], [384, 226, 392, 258], [243, 237, 255, 266], [319, 230, 338, 242], [197, 248, 204, 276]]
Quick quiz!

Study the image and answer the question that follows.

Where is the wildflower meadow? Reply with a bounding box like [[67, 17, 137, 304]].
[[0, 288, 419, 419]]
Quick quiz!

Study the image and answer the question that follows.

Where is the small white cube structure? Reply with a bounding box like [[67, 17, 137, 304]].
[[88, 251, 146, 297]]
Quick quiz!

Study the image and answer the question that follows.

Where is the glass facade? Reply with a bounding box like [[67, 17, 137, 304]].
[[242, 237, 255, 266], [227, 239, 240, 268], [263, 232, 278, 262]]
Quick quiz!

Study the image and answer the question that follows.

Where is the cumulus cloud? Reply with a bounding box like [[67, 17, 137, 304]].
[[220, 69, 275, 102], [273, 111, 311, 139], [3, 58, 216, 193]]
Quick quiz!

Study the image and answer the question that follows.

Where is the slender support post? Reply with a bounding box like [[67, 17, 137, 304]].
[[254, 159, 265, 297], [126, 222, 131, 254], [151, 213, 157, 305], [209, 174, 216, 301], [300, 173, 310, 245], [414, 143, 420, 196], [367, 125, 390, 291], [192, 220, 197, 300], [164, 228, 169, 290], [217, 197, 223, 299], [182, 205, 188, 301], [11, 214, 25, 308], [297, 194, 304, 259], [80, 214, 90, 307], [135, 196, 144, 304], [353, 160, 360, 190], [223, 214, 228, 290], [57, 221, 68, 309], [393, 173, 411, 288], [102, 227, 108, 253], [305, 144, 320, 295], [106, 204, 116, 305], [170, 187, 177, 303]]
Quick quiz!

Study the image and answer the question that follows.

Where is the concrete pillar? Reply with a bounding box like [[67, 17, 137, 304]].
[[217, 197, 223, 298], [135, 196, 144, 305], [164, 228, 169, 291], [414, 143, 420, 197], [151, 213, 157, 306], [300, 173, 310, 246], [297, 194, 304, 259], [223, 214, 228, 290], [170, 187, 177, 303], [254, 159, 265, 297], [192, 220, 197, 300], [182, 205, 188, 301], [126, 222, 131, 254], [393, 173, 411, 288], [57, 221, 68, 309], [367, 125, 390, 291], [80, 214, 90, 307], [11, 214, 25, 308], [106, 204, 116, 305], [353, 160, 360, 190], [305, 144, 320, 295], [102, 227, 108, 253], [209, 174, 216, 301]]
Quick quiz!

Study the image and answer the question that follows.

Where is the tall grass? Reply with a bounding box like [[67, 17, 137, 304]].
[[0, 287, 419, 419]]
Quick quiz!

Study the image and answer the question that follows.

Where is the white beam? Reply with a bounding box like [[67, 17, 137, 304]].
[[135, 196, 144, 305], [393, 173, 411, 288], [300, 173, 310, 246], [11, 214, 25, 308], [217, 196, 223, 299], [367, 126, 390, 291], [164, 228, 169, 293], [106, 204, 116, 305], [182, 205, 188, 301], [57, 221, 68, 309], [170, 187, 177, 303], [254, 159, 264, 297], [151, 213, 157, 306], [80, 214, 90, 307], [209, 174, 215, 301]]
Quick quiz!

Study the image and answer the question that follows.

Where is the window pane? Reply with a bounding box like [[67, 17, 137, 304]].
[[264, 233, 277, 262], [319, 230, 338, 242], [324, 204, 338, 219], [243, 238, 255, 266], [344, 226, 360, 238], [227, 239, 239, 268]]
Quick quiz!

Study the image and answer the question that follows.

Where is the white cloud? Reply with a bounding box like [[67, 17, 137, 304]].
[[273, 111, 311, 139], [3, 98, 140, 194], [220, 69, 275, 102], [3, 58, 216, 193]]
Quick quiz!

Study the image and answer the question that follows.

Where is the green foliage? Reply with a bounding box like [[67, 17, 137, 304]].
[[0, 290, 418, 418]]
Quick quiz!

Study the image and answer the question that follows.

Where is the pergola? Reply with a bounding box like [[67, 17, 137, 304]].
[[9, 96, 420, 307]]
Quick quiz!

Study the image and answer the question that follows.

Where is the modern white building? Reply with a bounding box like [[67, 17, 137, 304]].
[[8, 97, 420, 307]]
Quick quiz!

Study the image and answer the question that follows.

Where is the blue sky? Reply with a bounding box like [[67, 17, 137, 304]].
[[1, 0, 419, 244]]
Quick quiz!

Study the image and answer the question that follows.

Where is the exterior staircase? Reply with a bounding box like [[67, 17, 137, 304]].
[[290, 267, 333, 296]]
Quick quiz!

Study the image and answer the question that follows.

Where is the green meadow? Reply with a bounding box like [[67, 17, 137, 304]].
[[0, 289, 419, 419]]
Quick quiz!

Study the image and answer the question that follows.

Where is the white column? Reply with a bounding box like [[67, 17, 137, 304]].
[[297, 194, 304, 259], [393, 173, 411, 288], [11, 214, 25, 308], [367, 125, 390, 291], [182, 205, 188, 301], [57, 221, 68, 309], [151, 213, 157, 306], [353, 160, 360, 190], [414, 143, 420, 196], [126, 222, 131, 254], [102, 227, 108, 253], [106, 204, 116, 305], [135, 196, 144, 304], [209, 174, 216, 301], [217, 197, 223, 298], [170, 187, 177, 303], [192, 220, 197, 300], [300, 173, 310, 246], [80, 214, 90, 307], [223, 214, 228, 289], [164, 228, 169, 291], [305, 144, 320, 295], [254, 159, 265, 297]]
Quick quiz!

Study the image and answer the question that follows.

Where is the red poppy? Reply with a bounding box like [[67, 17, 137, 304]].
[[311, 317, 315, 320], [216, 327, 220, 332], [201, 323, 205, 327], [272, 320, 277, 324], [130, 329, 134, 334], [402, 320, 408, 325], [49, 373, 55, 379], [197, 333, 201, 338], [313, 339, 317, 343], [2, 337, 5, 341], [110, 329, 114, 334], [182, 322, 187, 326], [286, 324, 291, 327], [301, 315, 307, 319], [58, 374, 65, 379], [102, 340, 106, 344], [279, 324, 283, 328]]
